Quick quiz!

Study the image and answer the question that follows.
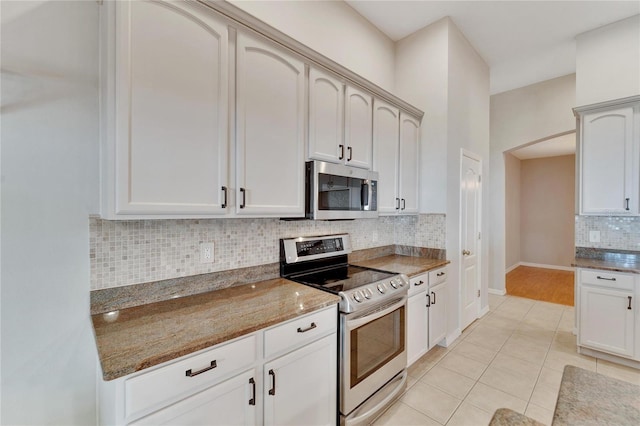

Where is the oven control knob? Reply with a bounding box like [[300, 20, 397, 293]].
[[353, 291, 363, 303], [363, 288, 373, 299], [377, 283, 386, 294], [390, 279, 398, 289]]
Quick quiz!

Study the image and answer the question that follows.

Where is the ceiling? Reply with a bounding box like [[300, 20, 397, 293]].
[[345, 1, 640, 94], [510, 133, 576, 160]]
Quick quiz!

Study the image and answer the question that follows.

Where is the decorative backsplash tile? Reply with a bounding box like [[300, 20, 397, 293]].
[[575, 215, 640, 251], [90, 214, 446, 290]]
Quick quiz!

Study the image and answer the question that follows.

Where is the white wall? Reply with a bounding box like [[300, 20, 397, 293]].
[[1, 1, 99, 424], [446, 21, 491, 327], [576, 14, 640, 106], [489, 74, 576, 293], [228, 0, 396, 92], [504, 153, 521, 270], [395, 18, 449, 214]]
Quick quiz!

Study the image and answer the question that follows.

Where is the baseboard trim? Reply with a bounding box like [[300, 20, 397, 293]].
[[488, 288, 506, 296], [505, 263, 520, 274], [443, 328, 461, 347], [517, 262, 575, 272], [479, 305, 490, 317]]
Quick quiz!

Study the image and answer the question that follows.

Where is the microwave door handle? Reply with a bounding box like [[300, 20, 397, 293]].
[[361, 181, 369, 209]]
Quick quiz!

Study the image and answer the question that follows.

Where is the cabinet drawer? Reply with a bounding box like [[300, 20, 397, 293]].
[[264, 306, 337, 358], [580, 269, 634, 291], [125, 334, 257, 420], [429, 267, 448, 287], [408, 273, 429, 297]]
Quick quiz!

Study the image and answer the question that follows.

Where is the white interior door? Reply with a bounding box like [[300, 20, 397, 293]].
[[461, 151, 481, 330]]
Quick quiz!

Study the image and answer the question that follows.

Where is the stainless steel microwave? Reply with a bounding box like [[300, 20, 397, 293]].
[[306, 161, 378, 220]]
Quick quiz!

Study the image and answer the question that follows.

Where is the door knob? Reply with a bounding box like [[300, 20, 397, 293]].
[[462, 250, 471, 256]]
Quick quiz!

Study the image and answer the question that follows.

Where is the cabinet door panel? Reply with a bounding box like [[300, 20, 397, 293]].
[[308, 68, 344, 164], [236, 31, 305, 216], [132, 370, 256, 426], [407, 291, 429, 366], [115, 0, 228, 215], [399, 113, 420, 214], [264, 334, 337, 426], [581, 107, 637, 215], [373, 100, 400, 214], [579, 285, 634, 358], [428, 281, 447, 348], [345, 86, 373, 169]]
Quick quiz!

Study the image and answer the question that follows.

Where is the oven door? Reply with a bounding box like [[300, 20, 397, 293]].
[[341, 297, 407, 415]]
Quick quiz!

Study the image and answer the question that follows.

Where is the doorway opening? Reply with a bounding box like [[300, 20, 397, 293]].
[[504, 132, 576, 306]]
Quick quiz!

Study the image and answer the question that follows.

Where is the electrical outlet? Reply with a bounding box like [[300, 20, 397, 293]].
[[200, 242, 214, 263], [589, 230, 600, 243]]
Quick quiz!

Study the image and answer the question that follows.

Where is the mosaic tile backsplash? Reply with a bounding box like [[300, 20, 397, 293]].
[[90, 214, 447, 290], [575, 215, 640, 251]]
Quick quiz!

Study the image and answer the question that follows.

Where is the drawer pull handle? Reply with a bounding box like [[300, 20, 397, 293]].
[[628, 296, 632, 310], [268, 369, 276, 395], [297, 322, 317, 333], [437, 272, 445, 277], [185, 360, 217, 377], [414, 280, 425, 287], [596, 276, 616, 281], [249, 378, 256, 405]]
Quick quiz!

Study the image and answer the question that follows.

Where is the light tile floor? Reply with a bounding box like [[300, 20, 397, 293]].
[[372, 294, 640, 426]]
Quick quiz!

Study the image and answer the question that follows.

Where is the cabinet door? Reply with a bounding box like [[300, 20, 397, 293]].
[[308, 67, 344, 164], [132, 370, 257, 426], [579, 285, 634, 358], [580, 106, 638, 215], [236, 31, 305, 216], [407, 291, 429, 366], [344, 86, 373, 169], [112, 0, 228, 216], [399, 113, 420, 214], [373, 99, 400, 214], [264, 334, 337, 426], [428, 281, 447, 349]]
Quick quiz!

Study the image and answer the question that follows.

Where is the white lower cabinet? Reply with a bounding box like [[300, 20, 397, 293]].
[[264, 335, 337, 426], [577, 268, 636, 359], [99, 306, 337, 425], [406, 267, 448, 366]]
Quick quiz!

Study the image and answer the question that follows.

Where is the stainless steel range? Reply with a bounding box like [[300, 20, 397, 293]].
[[280, 234, 408, 426]]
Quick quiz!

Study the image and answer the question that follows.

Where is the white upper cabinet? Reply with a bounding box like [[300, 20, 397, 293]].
[[235, 31, 305, 217], [399, 113, 420, 214], [103, 0, 229, 218], [577, 101, 640, 215], [373, 100, 400, 214], [308, 67, 345, 164], [344, 86, 373, 169], [374, 101, 420, 215]]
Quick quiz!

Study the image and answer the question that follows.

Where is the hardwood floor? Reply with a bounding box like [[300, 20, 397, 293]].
[[506, 266, 574, 306]]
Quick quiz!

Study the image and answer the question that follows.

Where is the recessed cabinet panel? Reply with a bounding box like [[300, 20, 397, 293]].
[[344, 86, 373, 169], [428, 281, 447, 348], [236, 31, 305, 216], [580, 106, 638, 215], [308, 68, 344, 164], [399, 113, 420, 214], [115, 0, 228, 215], [407, 290, 429, 366], [373, 100, 400, 214]]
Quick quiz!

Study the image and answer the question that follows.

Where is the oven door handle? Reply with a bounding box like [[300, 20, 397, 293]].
[[345, 297, 406, 330]]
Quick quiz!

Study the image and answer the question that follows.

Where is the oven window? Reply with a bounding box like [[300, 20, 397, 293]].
[[350, 306, 405, 388]]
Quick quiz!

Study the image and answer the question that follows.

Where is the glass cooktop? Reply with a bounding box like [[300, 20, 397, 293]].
[[289, 265, 396, 293]]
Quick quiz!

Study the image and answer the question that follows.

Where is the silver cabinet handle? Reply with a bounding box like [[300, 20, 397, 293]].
[[297, 322, 317, 333], [185, 360, 217, 377]]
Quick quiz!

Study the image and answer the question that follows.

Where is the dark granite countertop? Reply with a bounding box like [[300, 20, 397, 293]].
[[572, 248, 640, 274], [351, 254, 450, 277], [92, 278, 339, 381], [553, 365, 640, 425]]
